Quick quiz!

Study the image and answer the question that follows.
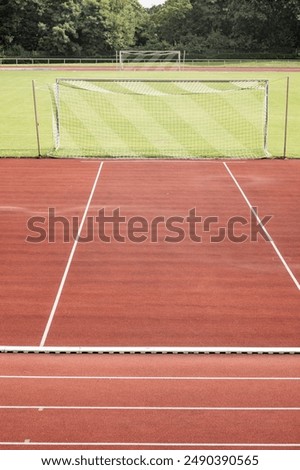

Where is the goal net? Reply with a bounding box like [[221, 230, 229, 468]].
[[49, 79, 269, 159], [118, 50, 181, 70]]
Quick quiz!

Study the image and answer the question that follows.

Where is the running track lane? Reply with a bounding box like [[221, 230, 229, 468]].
[[0, 354, 299, 450]]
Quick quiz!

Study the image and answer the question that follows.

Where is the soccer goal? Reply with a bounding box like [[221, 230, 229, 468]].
[[118, 50, 181, 70], [48, 78, 270, 159]]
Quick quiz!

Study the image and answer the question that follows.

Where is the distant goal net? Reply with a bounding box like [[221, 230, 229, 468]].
[[118, 50, 181, 70], [49, 79, 270, 159]]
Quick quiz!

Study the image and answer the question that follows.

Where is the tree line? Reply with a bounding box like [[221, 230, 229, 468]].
[[0, 0, 299, 57]]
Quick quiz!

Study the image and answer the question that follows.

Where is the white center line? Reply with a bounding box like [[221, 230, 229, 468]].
[[224, 162, 300, 291], [39, 161, 104, 347], [1, 405, 299, 411], [0, 375, 300, 380], [0, 442, 299, 448]]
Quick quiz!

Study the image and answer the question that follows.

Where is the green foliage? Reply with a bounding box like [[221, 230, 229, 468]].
[[77, 0, 109, 55], [0, 0, 22, 48], [149, 0, 192, 45], [37, 1, 82, 55], [0, 0, 299, 56], [103, 0, 144, 51], [228, 0, 300, 51]]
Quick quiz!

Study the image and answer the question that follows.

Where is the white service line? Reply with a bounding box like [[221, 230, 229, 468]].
[[0, 442, 299, 448], [2, 346, 299, 353], [0, 405, 299, 411], [39, 161, 104, 347], [223, 162, 300, 291], [0, 375, 300, 380], [80, 159, 246, 163]]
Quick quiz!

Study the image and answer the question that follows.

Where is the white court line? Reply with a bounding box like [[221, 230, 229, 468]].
[[224, 162, 300, 291], [0, 405, 299, 411], [39, 162, 104, 347], [80, 159, 246, 163], [0, 375, 300, 380], [0, 442, 299, 448], [2, 346, 300, 353]]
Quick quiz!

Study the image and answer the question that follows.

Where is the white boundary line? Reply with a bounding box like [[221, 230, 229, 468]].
[[1, 346, 300, 354], [223, 162, 300, 291], [1, 375, 300, 380], [80, 159, 246, 164], [0, 405, 299, 411], [39, 162, 104, 347], [0, 442, 299, 448]]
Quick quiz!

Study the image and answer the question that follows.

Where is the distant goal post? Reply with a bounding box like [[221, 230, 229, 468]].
[[48, 78, 270, 159], [118, 50, 182, 70]]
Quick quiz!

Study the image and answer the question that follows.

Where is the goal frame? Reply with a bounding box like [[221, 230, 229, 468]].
[[51, 78, 270, 158], [118, 50, 182, 70]]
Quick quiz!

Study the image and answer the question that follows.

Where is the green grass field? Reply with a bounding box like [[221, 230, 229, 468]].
[[0, 63, 299, 158]]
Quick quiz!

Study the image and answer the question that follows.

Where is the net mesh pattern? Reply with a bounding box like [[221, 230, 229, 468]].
[[49, 79, 269, 159]]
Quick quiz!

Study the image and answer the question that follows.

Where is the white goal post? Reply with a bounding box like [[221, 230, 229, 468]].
[[118, 50, 181, 69]]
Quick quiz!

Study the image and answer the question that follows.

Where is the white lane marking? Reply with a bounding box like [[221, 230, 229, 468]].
[[1, 346, 300, 353], [39, 162, 104, 347], [0, 375, 300, 380], [0, 442, 299, 447], [79, 160, 244, 163], [224, 162, 300, 291], [0, 405, 299, 411]]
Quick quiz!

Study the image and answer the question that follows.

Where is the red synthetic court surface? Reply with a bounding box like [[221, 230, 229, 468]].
[[0, 354, 299, 450], [0, 159, 299, 348]]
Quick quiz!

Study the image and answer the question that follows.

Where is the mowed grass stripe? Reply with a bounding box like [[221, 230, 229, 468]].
[[0, 86, 37, 155], [116, 81, 218, 157], [0, 68, 299, 157], [50, 79, 271, 158], [101, 94, 170, 157], [71, 84, 189, 158], [221, 89, 266, 151], [196, 92, 265, 157], [116, 82, 188, 156], [166, 93, 246, 157], [57, 87, 133, 157], [170, 85, 250, 156]]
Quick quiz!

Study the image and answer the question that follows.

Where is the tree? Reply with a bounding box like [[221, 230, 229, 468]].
[[148, 0, 192, 46], [0, 0, 24, 50], [38, 0, 81, 55], [103, 0, 144, 51], [181, 0, 231, 52], [0, 0, 299, 56], [227, 0, 300, 51], [77, 0, 110, 55], [17, 0, 46, 52]]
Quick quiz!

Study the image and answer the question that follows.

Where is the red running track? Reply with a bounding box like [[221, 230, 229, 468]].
[[0, 159, 300, 348], [0, 158, 300, 449], [0, 354, 299, 450]]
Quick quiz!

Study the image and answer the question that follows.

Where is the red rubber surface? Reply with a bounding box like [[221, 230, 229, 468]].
[[1, 159, 299, 449], [0, 159, 300, 348], [0, 354, 299, 449]]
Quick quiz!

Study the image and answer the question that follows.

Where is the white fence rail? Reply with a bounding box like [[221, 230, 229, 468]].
[[0, 57, 299, 66]]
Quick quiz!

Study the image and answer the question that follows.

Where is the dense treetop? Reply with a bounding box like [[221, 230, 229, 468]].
[[0, 0, 299, 56]]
